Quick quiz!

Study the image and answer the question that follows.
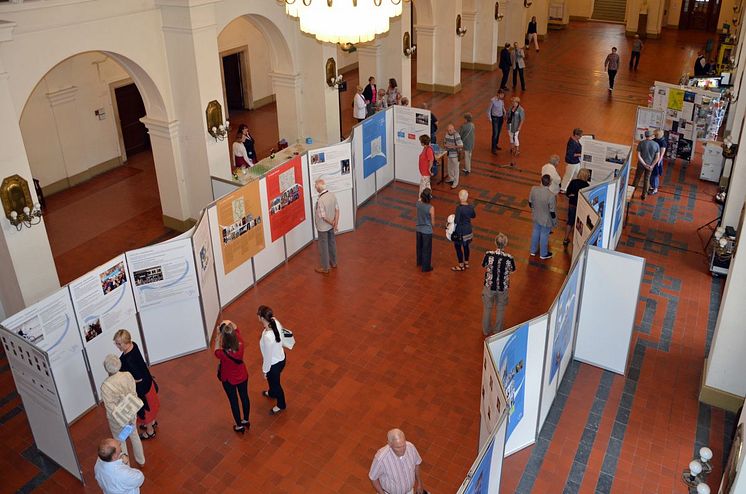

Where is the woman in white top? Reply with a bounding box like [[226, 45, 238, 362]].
[[100, 355, 145, 466], [232, 132, 251, 172], [258, 305, 287, 415], [353, 85, 367, 122], [541, 155, 563, 195]]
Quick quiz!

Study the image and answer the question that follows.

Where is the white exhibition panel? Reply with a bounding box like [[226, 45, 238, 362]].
[[0, 332, 82, 481], [557, 247, 587, 388], [353, 124, 376, 206], [599, 181, 617, 248], [192, 211, 221, 337], [393, 105, 431, 185], [125, 238, 205, 365], [253, 176, 288, 282], [307, 142, 355, 237], [611, 157, 631, 251], [1, 288, 95, 422], [572, 192, 600, 263], [487, 314, 549, 456], [375, 107, 396, 190], [457, 411, 508, 494], [574, 246, 645, 374], [580, 139, 631, 186], [285, 153, 314, 258], [479, 343, 508, 448], [207, 205, 255, 308], [211, 176, 240, 201], [68, 254, 139, 400]]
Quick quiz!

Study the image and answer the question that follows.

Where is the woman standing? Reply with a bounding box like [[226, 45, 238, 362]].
[[232, 131, 252, 172], [211, 320, 250, 433], [237, 124, 257, 163], [459, 113, 476, 176], [385, 78, 402, 107], [563, 168, 591, 246], [541, 155, 563, 195], [452, 189, 476, 272], [418, 134, 435, 195], [353, 85, 367, 123], [100, 355, 145, 466], [527, 16, 539, 52], [258, 305, 287, 415], [415, 188, 435, 272], [114, 329, 159, 440], [511, 42, 526, 91], [506, 97, 525, 163]]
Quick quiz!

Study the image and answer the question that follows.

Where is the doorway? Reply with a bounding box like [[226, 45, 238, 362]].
[[114, 83, 150, 158], [679, 0, 722, 31], [222, 52, 246, 111]]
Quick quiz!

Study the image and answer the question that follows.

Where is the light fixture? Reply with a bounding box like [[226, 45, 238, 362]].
[[283, 0, 408, 45], [325, 57, 345, 89], [339, 42, 357, 53], [683, 460, 703, 487], [456, 14, 467, 37], [403, 32, 416, 56], [1, 175, 43, 231], [682, 447, 715, 492], [205, 100, 230, 141], [698, 447, 713, 474]]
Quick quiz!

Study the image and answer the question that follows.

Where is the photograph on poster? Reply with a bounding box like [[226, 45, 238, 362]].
[[133, 267, 163, 286], [684, 91, 695, 102], [499, 324, 527, 440], [100, 262, 127, 295], [677, 138, 693, 160], [575, 217, 584, 235], [549, 263, 581, 383], [83, 319, 102, 342], [266, 157, 306, 242], [463, 436, 495, 494], [309, 143, 354, 195], [480, 346, 506, 434], [341, 159, 350, 175], [14, 316, 45, 344], [217, 181, 265, 274], [311, 152, 325, 165], [605, 147, 627, 165], [415, 113, 428, 125], [362, 111, 388, 178], [200, 247, 209, 271]]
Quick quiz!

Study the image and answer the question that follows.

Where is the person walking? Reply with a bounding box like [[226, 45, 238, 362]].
[[529, 174, 557, 260], [527, 16, 539, 52], [113, 330, 159, 441], [314, 179, 339, 274], [94, 438, 145, 494], [561, 128, 583, 191], [459, 113, 475, 175], [499, 43, 512, 91], [443, 124, 464, 189], [211, 320, 250, 433], [451, 189, 476, 271], [257, 305, 287, 415], [563, 168, 591, 246], [369, 429, 425, 494], [650, 129, 668, 195], [506, 97, 525, 163], [487, 89, 506, 154], [632, 130, 660, 200], [511, 42, 527, 91], [481, 233, 516, 336], [418, 134, 435, 195], [630, 35, 643, 70], [541, 155, 563, 195], [415, 188, 435, 272], [353, 85, 367, 123], [604, 47, 620, 91]]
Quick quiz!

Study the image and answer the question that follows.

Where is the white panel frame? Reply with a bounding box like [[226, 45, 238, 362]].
[[252, 175, 288, 282], [392, 105, 431, 185], [285, 153, 314, 258]]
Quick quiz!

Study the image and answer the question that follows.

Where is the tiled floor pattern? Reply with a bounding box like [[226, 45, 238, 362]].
[[0, 21, 738, 494]]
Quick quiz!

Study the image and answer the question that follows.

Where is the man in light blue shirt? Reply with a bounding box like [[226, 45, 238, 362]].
[[94, 438, 145, 494], [487, 89, 505, 154]]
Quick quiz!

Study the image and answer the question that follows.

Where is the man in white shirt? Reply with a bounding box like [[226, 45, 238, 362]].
[[94, 437, 145, 494], [369, 429, 425, 494]]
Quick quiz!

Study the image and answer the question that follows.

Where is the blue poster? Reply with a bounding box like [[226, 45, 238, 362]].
[[586, 183, 608, 247], [499, 323, 528, 440], [362, 111, 387, 178], [464, 434, 495, 494], [589, 224, 603, 247], [549, 262, 581, 384], [612, 160, 630, 241]]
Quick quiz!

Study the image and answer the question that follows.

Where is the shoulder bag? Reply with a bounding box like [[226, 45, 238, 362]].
[[281, 328, 296, 350]]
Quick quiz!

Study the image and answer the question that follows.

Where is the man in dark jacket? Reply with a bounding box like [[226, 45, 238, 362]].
[[499, 43, 512, 91]]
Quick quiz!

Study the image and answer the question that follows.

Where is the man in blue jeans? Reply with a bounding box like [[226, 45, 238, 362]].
[[529, 174, 557, 260]]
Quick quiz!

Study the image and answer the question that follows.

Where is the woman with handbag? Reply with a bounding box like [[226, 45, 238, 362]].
[[451, 189, 476, 272], [114, 329, 160, 440], [100, 354, 145, 466], [418, 134, 435, 195], [211, 320, 250, 433], [257, 305, 287, 415]]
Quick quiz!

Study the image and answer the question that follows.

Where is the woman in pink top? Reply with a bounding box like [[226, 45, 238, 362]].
[[211, 320, 250, 433], [418, 134, 435, 195]]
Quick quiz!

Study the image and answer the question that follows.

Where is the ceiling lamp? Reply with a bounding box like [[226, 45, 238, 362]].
[[283, 0, 407, 45]]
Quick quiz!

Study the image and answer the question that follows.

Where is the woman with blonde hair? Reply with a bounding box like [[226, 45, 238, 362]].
[[353, 85, 367, 122], [100, 354, 145, 466], [451, 189, 476, 271], [113, 329, 159, 440], [506, 97, 525, 163]]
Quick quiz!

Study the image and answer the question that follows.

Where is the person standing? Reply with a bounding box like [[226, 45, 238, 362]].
[[418, 134, 435, 195], [694, 51, 708, 76], [451, 189, 476, 271], [232, 131, 252, 172], [114, 330, 159, 441], [444, 124, 464, 189], [258, 305, 288, 415], [511, 42, 527, 91], [481, 233, 516, 336], [507, 97, 525, 162], [529, 174, 557, 260], [94, 438, 145, 494], [487, 89, 506, 154], [632, 130, 660, 200], [415, 189, 435, 272], [561, 128, 583, 191], [563, 168, 591, 245], [314, 179, 339, 274], [100, 356, 146, 467], [385, 78, 402, 107], [362, 76, 377, 116], [499, 43, 512, 91], [630, 35, 643, 70], [237, 124, 257, 163], [604, 47, 620, 91], [353, 85, 367, 123], [211, 320, 250, 433], [650, 129, 667, 195], [527, 16, 539, 52], [459, 113, 475, 175], [369, 429, 425, 494], [541, 155, 563, 195]]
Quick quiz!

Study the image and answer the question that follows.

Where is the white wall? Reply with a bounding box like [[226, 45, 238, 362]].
[[336, 45, 359, 72], [567, 0, 595, 19]]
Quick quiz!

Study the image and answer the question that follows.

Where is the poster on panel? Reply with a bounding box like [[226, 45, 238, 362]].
[[538, 301, 559, 430], [580, 139, 630, 185], [634, 107, 665, 141], [192, 211, 221, 334], [0, 332, 83, 481], [548, 256, 583, 386], [457, 412, 508, 494], [353, 125, 376, 206], [376, 107, 396, 189], [308, 143, 353, 196], [393, 105, 431, 185], [216, 180, 265, 275], [362, 111, 388, 178], [285, 153, 314, 257], [1, 288, 94, 422], [556, 247, 586, 384], [572, 192, 600, 262], [207, 205, 254, 308], [265, 155, 306, 242], [480, 343, 508, 445], [69, 254, 138, 398], [611, 158, 631, 249]]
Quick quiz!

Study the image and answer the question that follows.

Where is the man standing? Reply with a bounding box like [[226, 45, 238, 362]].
[[632, 130, 660, 200], [487, 89, 505, 154], [459, 113, 475, 175], [314, 179, 339, 274], [630, 35, 643, 70], [481, 233, 516, 336], [362, 76, 377, 116], [369, 429, 425, 494], [511, 42, 526, 91], [561, 128, 583, 191], [94, 438, 145, 494], [499, 43, 512, 90], [694, 51, 708, 76], [444, 124, 464, 189], [604, 47, 620, 91], [529, 175, 557, 260]]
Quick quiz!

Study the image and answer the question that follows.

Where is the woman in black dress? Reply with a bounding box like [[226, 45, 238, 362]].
[[114, 329, 159, 440], [451, 189, 476, 271]]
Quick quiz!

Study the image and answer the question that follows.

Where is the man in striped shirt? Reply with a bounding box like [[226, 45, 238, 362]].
[[481, 233, 516, 336], [369, 429, 424, 494]]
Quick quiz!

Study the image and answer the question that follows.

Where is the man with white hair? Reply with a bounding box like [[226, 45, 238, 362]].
[[369, 429, 425, 494], [94, 437, 145, 494], [314, 178, 339, 274]]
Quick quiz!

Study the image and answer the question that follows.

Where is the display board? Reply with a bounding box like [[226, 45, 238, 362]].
[[126, 238, 205, 364], [192, 211, 221, 337], [393, 105, 431, 185], [68, 254, 139, 399], [634, 106, 665, 142], [215, 180, 265, 275], [265, 155, 306, 242], [574, 247, 644, 374], [580, 139, 631, 185], [479, 344, 508, 446], [0, 331, 83, 481], [572, 192, 601, 262], [207, 204, 255, 308], [353, 124, 377, 206], [285, 153, 315, 258], [376, 107, 396, 189], [575, 181, 617, 256], [253, 175, 288, 282], [1, 288, 95, 422], [362, 110, 388, 178], [611, 156, 631, 250], [457, 411, 508, 494], [487, 314, 549, 455], [308, 142, 355, 235]]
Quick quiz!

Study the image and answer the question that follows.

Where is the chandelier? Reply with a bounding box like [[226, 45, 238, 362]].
[[283, 0, 407, 45]]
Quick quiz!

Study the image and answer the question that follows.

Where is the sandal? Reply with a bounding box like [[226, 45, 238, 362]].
[[139, 430, 156, 440], [464, 262, 470, 269], [451, 265, 466, 271], [262, 390, 271, 398]]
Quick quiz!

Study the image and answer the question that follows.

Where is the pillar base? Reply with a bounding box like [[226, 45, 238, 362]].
[[163, 214, 197, 232], [461, 62, 497, 71], [699, 359, 744, 412], [415, 82, 462, 94], [626, 30, 661, 39]]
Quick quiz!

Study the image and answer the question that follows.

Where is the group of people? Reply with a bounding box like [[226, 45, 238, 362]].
[[231, 123, 258, 172], [354, 76, 409, 122], [602, 35, 645, 92]]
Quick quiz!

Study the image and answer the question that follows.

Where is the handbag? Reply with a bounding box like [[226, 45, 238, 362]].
[[112, 393, 143, 428], [282, 328, 296, 350]]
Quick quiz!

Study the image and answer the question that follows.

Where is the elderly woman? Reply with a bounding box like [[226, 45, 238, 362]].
[[100, 354, 145, 466], [353, 85, 367, 122], [541, 155, 563, 195], [451, 189, 476, 271], [211, 320, 250, 433], [506, 97, 525, 163], [114, 329, 159, 440]]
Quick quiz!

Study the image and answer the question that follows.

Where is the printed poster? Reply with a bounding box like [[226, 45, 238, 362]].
[[580, 139, 630, 184], [127, 239, 199, 310], [612, 159, 630, 241], [667, 89, 684, 111], [587, 183, 609, 243], [394, 106, 430, 145], [216, 180, 265, 275], [308, 142, 353, 196], [549, 262, 581, 384], [362, 110, 387, 178], [481, 345, 507, 435], [192, 213, 214, 287], [499, 324, 528, 440], [266, 156, 305, 242], [464, 434, 495, 494]]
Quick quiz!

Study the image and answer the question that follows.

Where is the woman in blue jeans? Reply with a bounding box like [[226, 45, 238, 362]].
[[452, 189, 476, 271], [258, 305, 287, 415]]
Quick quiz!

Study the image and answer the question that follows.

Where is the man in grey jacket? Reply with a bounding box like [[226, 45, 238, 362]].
[[529, 175, 557, 260]]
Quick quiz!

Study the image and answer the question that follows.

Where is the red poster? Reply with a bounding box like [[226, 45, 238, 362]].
[[266, 156, 306, 242]]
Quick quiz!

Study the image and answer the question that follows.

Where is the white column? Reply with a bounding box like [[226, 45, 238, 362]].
[[357, 41, 385, 90], [460, 10, 478, 68], [297, 39, 340, 146], [0, 21, 60, 314], [433, 0, 463, 93], [379, 10, 412, 101], [475, 0, 499, 70], [722, 128, 746, 227], [269, 72, 303, 145], [415, 24, 436, 91]]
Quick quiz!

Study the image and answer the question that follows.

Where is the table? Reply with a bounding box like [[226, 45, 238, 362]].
[[434, 150, 448, 184]]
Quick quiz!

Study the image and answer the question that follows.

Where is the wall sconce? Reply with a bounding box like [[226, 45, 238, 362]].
[[1, 175, 43, 231], [206, 100, 230, 141], [495, 2, 504, 20], [325, 57, 345, 89], [524, 0, 533, 7], [339, 43, 357, 53], [681, 447, 714, 493], [456, 14, 467, 37], [403, 32, 416, 56]]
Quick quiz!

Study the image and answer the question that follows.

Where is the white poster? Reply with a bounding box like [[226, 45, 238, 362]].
[[572, 192, 600, 259], [192, 210, 221, 334], [480, 343, 508, 445], [127, 239, 199, 311], [580, 139, 631, 185], [308, 142, 353, 196], [393, 105, 430, 146], [634, 107, 664, 141]]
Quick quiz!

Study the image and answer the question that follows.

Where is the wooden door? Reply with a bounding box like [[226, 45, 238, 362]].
[[222, 53, 245, 112], [114, 83, 149, 157], [679, 0, 722, 31]]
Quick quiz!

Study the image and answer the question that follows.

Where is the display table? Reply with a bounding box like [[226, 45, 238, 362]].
[[235, 143, 309, 185], [434, 149, 448, 184]]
